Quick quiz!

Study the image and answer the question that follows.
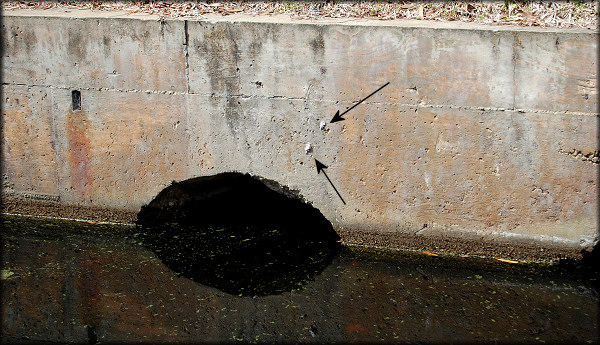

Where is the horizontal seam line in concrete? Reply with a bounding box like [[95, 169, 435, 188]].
[[3, 82, 598, 117], [2, 82, 188, 95]]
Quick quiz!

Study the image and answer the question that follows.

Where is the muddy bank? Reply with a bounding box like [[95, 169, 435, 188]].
[[336, 228, 592, 263], [0, 195, 137, 224], [1, 215, 598, 343], [2, 195, 595, 263]]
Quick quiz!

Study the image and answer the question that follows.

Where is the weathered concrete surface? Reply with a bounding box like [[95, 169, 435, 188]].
[[2, 9, 598, 260]]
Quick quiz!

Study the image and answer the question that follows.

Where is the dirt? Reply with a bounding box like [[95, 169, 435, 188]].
[[3, 1, 598, 29], [336, 227, 591, 263], [0, 195, 138, 224]]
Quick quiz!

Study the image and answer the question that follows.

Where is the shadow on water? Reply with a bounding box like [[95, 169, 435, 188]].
[[136, 172, 341, 296]]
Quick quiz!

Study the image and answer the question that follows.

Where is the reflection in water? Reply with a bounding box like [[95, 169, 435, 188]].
[[136, 172, 343, 296], [1, 215, 598, 344], [138, 223, 340, 296]]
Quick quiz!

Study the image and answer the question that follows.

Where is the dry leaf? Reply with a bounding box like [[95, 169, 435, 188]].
[[2, 1, 597, 28], [496, 258, 519, 264]]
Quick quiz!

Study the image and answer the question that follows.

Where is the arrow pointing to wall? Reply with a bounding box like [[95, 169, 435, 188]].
[[315, 159, 346, 205], [330, 82, 390, 123]]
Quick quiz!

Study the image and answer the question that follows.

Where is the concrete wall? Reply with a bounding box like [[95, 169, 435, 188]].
[[2, 10, 598, 258]]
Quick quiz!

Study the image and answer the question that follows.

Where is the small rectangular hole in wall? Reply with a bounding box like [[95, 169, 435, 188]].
[[72, 90, 81, 111]]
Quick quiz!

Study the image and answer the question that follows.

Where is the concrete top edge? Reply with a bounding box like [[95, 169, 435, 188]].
[[4, 8, 598, 34]]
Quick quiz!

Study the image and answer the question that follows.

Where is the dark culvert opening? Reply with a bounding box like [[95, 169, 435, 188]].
[[136, 172, 341, 296]]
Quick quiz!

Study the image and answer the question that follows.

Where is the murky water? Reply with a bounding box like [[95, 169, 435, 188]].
[[138, 222, 340, 296], [1, 214, 598, 343]]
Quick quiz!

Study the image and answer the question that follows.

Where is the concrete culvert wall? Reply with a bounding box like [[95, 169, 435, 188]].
[[1, 9, 598, 262]]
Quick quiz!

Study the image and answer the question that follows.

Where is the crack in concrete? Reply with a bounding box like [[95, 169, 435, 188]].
[[558, 148, 600, 164], [511, 32, 519, 112], [184, 20, 190, 94]]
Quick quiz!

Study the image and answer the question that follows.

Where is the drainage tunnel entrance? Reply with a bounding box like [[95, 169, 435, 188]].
[[136, 172, 341, 296]]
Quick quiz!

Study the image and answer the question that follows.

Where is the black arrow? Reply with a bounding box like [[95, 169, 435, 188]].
[[315, 159, 346, 205], [330, 82, 390, 123]]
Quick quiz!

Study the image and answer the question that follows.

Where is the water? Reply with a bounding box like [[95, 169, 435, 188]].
[[1, 214, 598, 343], [138, 222, 340, 296]]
